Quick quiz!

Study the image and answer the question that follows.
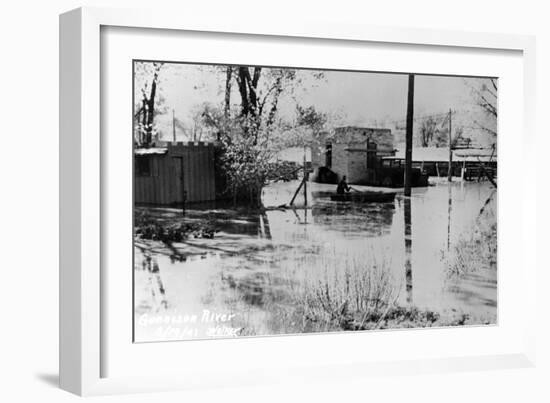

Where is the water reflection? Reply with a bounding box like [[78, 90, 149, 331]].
[[447, 184, 452, 251], [134, 180, 497, 341], [403, 196, 413, 304], [312, 201, 394, 237], [136, 250, 168, 312]]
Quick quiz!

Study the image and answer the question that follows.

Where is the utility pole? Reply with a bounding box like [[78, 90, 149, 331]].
[[303, 146, 308, 206], [404, 74, 415, 197], [447, 109, 453, 182], [172, 109, 176, 143]]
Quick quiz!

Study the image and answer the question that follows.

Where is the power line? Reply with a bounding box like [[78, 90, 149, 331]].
[[367, 108, 471, 127]]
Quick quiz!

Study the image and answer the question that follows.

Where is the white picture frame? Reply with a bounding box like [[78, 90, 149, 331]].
[[59, 6, 537, 396]]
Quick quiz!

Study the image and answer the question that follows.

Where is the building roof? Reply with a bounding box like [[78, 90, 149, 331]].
[[276, 147, 311, 163], [383, 147, 496, 163], [334, 126, 391, 132], [134, 147, 168, 155]]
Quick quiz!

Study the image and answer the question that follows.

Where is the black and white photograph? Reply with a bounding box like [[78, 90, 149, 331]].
[[5, 0, 550, 400], [133, 61, 498, 342]]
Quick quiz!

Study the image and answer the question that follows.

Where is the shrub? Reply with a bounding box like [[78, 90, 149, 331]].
[[292, 256, 400, 331], [134, 211, 217, 243]]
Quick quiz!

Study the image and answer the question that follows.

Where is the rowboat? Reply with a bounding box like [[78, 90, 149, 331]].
[[329, 191, 396, 203]]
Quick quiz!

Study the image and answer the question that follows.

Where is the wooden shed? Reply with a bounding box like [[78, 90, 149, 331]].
[[134, 142, 216, 205]]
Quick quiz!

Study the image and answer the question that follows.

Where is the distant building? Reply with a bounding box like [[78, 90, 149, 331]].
[[311, 126, 395, 184], [276, 147, 311, 165], [383, 146, 497, 179]]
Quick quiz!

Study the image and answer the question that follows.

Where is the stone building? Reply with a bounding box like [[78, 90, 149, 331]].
[[311, 126, 395, 184]]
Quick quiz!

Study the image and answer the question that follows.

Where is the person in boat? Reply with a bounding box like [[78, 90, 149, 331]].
[[336, 176, 352, 194]]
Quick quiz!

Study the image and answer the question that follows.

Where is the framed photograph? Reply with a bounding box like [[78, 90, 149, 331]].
[[60, 7, 537, 396]]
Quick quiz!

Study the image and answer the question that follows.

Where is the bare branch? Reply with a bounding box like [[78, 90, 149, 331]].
[[490, 78, 498, 93], [474, 121, 497, 137]]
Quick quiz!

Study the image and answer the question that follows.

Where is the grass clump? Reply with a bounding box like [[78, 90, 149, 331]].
[[134, 211, 217, 243], [279, 256, 440, 332], [295, 258, 399, 331], [442, 200, 497, 278]]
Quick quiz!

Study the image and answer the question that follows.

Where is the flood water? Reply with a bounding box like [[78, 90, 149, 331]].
[[134, 180, 497, 342]]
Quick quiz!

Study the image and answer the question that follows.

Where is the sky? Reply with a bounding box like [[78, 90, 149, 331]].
[[134, 62, 496, 145]]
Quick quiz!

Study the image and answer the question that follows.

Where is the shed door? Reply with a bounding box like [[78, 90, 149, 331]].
[[325, 143, 332, 168], [173, 157, 185, 204], [366, 140, 377, 169]]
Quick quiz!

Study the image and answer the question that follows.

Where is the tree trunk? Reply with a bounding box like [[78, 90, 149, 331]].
[[141, 98, 147, 145], [224, 66, 232, 137], [248, 67, 261, 115], [144, 79, 156, 147], [237, 67, 250, 116]]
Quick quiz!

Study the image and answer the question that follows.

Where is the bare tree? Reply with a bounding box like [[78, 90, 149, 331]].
[[420, 117, 437, 147], [470, 78, 498, 137], [134, 62, 163, 147]]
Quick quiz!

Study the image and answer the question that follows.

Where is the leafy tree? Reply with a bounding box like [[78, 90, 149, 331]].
[[216, 67, 325, 207], [281, 104, 329, 149], [219, 125, 276, 206], [296, 105, 327, 135]]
